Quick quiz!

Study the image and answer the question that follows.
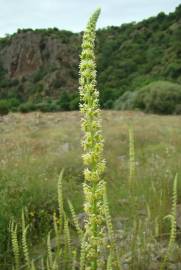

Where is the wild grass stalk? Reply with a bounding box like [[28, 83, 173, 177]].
[[68, 199, 83, 239], [47, 232, 53, 269], [160, 174, 178, 270], [21, 210, 30, 269], [10, 221, 20, 270], [46, 231, 58, 270], [63, 213, 72, 257], [72, 250, 77, 270], [106, 253, 113, 270], [58, 170, 64, 232], [103, 185, 121, 270], [128, 126, 136, 185], [53, 211, 60, 248], [30, 261, 36, 270], [80, 233, 87, 270]]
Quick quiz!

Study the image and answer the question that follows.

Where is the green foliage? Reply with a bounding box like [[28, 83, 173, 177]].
[[0, 6, 181, 270], [0, 63, 6, 78], [100, 88, 123, 109], [69, 94, 80, 110], [10, 222, 20, 270], [21, 210, 31, 269], [18, 102, 36, 113], [35, 101, 59, 112], [57, 91, 71, 111], [68, 200, 83, 239], [0, 5, 181, 113], [175, 104, 181, 114], [165, 63, 181, 79], [0, 78, 19, 88], [103, 186, 121, 270], [115, 81, 181, 114], [114, 91, 135, 110], [32, 68, 47, 83], [0, 100, 9, 115], [0, 98, 20, 115], [129, 126, 136, 184], [161, 174, 178, 270], [0, 36, 12, 48], [0, 111, 181, 269]]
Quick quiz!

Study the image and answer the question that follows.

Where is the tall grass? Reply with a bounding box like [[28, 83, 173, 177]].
[[128, 126, 136, 185], [161, 174, 178, 270]]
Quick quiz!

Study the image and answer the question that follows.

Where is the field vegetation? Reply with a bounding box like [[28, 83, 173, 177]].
[[0, 7, 181, 270], [0, 111, 181, 269]]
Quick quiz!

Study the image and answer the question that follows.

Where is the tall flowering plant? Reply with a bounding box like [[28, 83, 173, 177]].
[[79, 8, 106, 270]]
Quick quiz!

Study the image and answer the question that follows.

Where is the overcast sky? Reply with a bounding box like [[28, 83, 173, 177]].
[[0, 0, 180, 37]]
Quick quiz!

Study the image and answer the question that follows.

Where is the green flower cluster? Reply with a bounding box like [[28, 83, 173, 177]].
[[79, 8, 106, 269]]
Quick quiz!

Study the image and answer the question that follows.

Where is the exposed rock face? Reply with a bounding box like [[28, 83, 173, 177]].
[[0, 30, 81, 99], [1, 32, 42, 77], [0, 4, 180, 104], [0, 30, 81, 77]]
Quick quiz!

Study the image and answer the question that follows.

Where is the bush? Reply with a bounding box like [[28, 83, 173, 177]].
[[8, 98, 20, 108], [32, 69, 47, 83], [18, 102, 36, 113], [35, 102, 59, 112], [0, 100, 9, 115], [57, 91, 70, 110], [69, 93, 79, 110], [114, 81, 181, 114], [175, 104, 181, 114], [165, 63, 181, 79], [0, 98, 20, 115], [114, 91, 135, 110], [0, 65, 6, 78]]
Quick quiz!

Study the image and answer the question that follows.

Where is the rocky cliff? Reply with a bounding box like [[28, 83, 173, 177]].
[[0, 29, 81, 100], [0, 5, 180, 109]]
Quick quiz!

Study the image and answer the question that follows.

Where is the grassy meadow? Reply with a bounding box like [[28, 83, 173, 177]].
[[0, 111, 181, 269]]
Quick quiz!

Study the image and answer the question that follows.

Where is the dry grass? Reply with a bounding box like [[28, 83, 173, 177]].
[[0, 111, 181, 267]]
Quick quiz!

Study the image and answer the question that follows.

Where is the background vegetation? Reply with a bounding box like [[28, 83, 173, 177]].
[[0, 111, 181, 268], [0, 5, 181, 114]]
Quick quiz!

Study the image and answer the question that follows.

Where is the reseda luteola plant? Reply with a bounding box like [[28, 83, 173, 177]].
[[79, 8, 106, 270]]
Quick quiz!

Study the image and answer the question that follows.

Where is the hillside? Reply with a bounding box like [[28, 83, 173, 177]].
[[0, 5, 181, 112]]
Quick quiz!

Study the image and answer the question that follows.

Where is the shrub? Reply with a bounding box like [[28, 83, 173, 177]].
[[35, 101, 59, 112], [0, 78, 12, 88], [57, 91, 70, 110], [103, 99, 114, 109], [0, 98, 20, 115], [175, 104, 181, 114], [69, 95, 79, 110], [135, 81, 181, 114], [114, 81, 181, 114], [165, 63, 181, 79], [18, 102, 36, 113], [32, 68, 47, 83], [53, 79, 62, 89], [8, 98, 20, 108], [0, 100, 9, 115], [114, 91, 135, 110], [0, 64, 6, 78]]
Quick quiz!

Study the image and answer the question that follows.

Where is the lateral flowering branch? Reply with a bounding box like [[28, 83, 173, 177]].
[[79, 8, 106, 270]]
